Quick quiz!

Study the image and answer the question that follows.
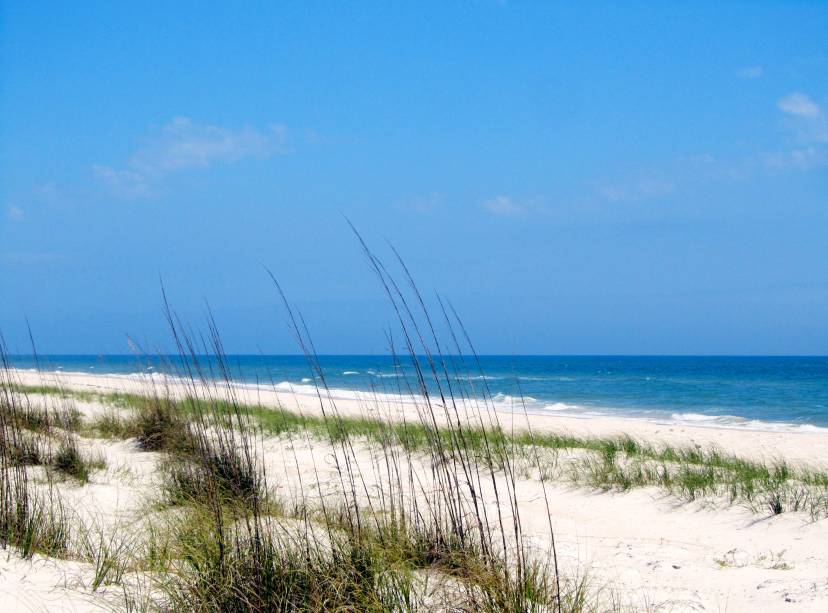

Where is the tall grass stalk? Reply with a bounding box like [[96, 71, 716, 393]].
[[104, 239, 571, 610], [0, 340, 71, 558]]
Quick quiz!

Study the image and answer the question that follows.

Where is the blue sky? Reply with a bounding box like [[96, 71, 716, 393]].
[[1, 2, 827, 355]]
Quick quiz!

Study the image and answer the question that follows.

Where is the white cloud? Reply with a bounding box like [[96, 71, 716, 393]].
[[737, 66, 763, 79], [778, 92, 822, 118], [777, 92, 828, 145], [764, 94, 828, 172], [92, 165, 151, 199], [95, 117, 288, 198], [136, 117, 286, 172], [763, 147, 826, 172], [483, 195, 526, 216], [6, 205, 24, 221]]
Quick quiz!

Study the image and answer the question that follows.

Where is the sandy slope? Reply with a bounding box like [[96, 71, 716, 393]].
[[0, 435, 162, 612], [263, 436, 828, 612], [3, 369, 828, 611]]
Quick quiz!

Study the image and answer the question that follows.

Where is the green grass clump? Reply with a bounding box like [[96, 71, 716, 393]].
[[52, 439, 90, 482], [161, 450, 261, 508], [2, 430, 45, 466], [78, 522, 132, 591], [157, 501, 565, 613], [51, 436, 105, 483], [84, 394, 190, 453], [86, 409, 137, 439], [11, 403, 52, 433], [134, 397, 189, 453], [169, 520, 419, 612], [0, 490, 71, 558]]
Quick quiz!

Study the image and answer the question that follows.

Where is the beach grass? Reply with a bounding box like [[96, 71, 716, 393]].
[[2, 363, 812, 610], [56, 438, 107, 484], [12, 381, 828, 519], [1, 364, 73, 559]]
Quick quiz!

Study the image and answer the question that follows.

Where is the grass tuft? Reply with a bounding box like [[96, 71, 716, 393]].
[[51, 436, 106, 483]]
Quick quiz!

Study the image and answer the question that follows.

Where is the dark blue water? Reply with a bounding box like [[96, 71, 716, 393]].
[[9, 355, 828, 431]]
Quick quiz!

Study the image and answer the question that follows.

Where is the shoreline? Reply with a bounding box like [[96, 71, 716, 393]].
[[9, 358, 828, 432], [9, 367, 828, 468], [11, 364, 828, 430], [4, 366, 828, 611]]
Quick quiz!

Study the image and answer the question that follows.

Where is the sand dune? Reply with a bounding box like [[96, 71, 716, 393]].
[[2, 369, 828, 611]]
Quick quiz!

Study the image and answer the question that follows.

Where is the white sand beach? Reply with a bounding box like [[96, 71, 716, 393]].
[[2, 368, 828, 612]]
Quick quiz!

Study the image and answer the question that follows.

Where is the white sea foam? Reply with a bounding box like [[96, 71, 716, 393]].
[[670, 412, 828, 433], [491, 393, 537, 405], [671, 412, 722, 422], [542, 402, 577, 412], [455, 375, 499, 381]]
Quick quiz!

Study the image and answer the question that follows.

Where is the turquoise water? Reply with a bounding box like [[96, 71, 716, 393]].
[[9, 355, 828, 431]]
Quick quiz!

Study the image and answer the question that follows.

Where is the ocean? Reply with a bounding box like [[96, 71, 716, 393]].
[[8, 355, 828, 431]]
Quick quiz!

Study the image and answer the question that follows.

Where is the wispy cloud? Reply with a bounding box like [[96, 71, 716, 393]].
[[6, 205, 25, 221], [136, 117, 287, 172], [482, 195, 527, 216], [94, 117, 288, 198], [778, 92, 827, 143], [736, 65, 763, 79], [778, 92, 822, 119], [763, 147, 826, 172], [92, 166, 151, 199]]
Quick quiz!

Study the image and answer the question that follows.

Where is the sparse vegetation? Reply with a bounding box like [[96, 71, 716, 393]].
[[1, 352, 73, 559], [51, 435, 106, 483], [78, 520, 133, 591], [13, 380, 828, 519]]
